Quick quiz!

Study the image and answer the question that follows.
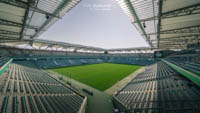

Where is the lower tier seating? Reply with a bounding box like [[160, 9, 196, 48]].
[[0, 57, 10, 68], [113, 62, 200, 113], [0, 62, 85, 113]]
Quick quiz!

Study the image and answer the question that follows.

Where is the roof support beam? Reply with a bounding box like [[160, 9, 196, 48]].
[[0, 19, 39, 29], [34, 8, 61, 19], [159, 41, 194, 46], [160, 39, 196, 44], [19, 0, 31, 40], [160, 25, 200, 34], [160, 34, 200, 40], [159, 44, 187, 47], [160, 38, 200, 42], [159, 46, 187, 49], [0, 40, 20, 43], [132, 16, 158, 23], [159, 45, 186, 47], [0, 35, 19, 40], [0, 30, 19, 35], [162, 3, 200, 19], [157, 0, 163, 48], [160, 42, 196, 46], [29, 40, 34, 46]]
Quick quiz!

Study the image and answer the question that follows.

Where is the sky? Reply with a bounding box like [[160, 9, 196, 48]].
[[39, 0, 149, 49]]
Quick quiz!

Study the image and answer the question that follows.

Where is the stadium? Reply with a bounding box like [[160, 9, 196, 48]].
[[0, 0, 200, 113]]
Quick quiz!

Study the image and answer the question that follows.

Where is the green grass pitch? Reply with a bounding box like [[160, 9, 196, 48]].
[[51, 63, 141, 91]]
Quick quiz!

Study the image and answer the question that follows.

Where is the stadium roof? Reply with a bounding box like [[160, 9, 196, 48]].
[[116, 0, 200, 50], [116, 0, 159, 48], [158, 0, 200, 50], [1, 39, 105, 52], [1, 39, 154, 53], [0, 0, 200, 52], [0, 0, 81, 41]]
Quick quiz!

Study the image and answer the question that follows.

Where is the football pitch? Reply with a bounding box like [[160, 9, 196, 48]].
[[51, 63, 141, 91]]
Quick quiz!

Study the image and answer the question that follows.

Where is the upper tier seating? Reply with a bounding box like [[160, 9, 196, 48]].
[[108, 57, 156, 66], [166, 52, 200, 76]]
